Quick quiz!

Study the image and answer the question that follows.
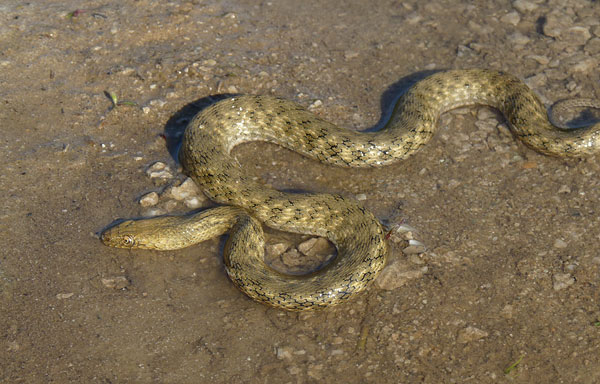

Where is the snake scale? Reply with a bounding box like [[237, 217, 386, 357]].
[[101, 69, 600, 310]]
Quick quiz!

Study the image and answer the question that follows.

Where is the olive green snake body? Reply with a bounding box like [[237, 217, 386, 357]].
[[101, 69, 600, 310]]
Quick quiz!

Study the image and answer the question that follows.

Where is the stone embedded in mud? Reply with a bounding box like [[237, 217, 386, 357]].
[[166, 177, 199, 200], [276, 346, 293, 360], [297, 237, 335, 258], [552, 273, 575, 291], [375, 262, 428, 290], [139, 191, 159, 207], [553, 239, 568, 249], [512, 0, 538, 13], [457, 326, 488, 343], [101, 276, 130, 290], [281, 249, 305, 268], [183, 196, 203, 209], [266, 242, 290, 258], [146, 162, 173, 181], [500, 11, 520, 26]]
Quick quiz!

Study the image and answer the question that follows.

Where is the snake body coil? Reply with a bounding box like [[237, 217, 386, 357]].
[[101, 69, 600, 310]]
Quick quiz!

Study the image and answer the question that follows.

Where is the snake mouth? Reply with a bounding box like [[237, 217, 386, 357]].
[[99, 229, 118, 247], [100, 229, 136, 248]]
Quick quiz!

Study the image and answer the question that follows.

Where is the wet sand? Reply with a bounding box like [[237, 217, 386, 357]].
[[1, 0, 600, 382]]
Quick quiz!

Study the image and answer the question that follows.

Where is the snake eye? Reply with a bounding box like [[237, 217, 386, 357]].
[[124, 236, 135, 247]]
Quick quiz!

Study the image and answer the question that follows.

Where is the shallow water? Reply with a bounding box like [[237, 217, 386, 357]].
[[1, 0, 600, 382]]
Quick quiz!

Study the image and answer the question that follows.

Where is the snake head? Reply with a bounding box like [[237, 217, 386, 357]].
[[100, 220, 141, 249], [100, 215, 192, 250]]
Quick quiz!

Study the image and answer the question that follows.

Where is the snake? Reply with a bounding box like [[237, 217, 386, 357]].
[[101, 69, 600, 311]]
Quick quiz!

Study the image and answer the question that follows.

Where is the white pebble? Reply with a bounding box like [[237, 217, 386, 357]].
[[500, 11, 520, 26], [375, 262, 428, 290], [344, 50, 359, 59], [184, 196, 203, 209], [508, 32, 530, 46], [146, 162, 173, 180], [557, 185, 571, 194], [552, 273, 575, 291], [308, 99, 323, 109], [512, 0, 538, 13], [101, 276, 129, 289], [553, 239, 568, 249], [298, 237, 334, 257], [139, 191, 159, 207], [457, 326, 488, 343], [276, 346, 293, 360], [167, 178, 199, 200], [266, 242, 290, 258]]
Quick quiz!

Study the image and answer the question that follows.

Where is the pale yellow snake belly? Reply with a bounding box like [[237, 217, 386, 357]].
[[101, 69, 600, 310]]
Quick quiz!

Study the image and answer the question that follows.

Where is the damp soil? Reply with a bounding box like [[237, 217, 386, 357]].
[[1, 0, 600, 383]]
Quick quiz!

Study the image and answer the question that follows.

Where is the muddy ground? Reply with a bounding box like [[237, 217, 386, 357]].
[[1, 0, 600, 383]]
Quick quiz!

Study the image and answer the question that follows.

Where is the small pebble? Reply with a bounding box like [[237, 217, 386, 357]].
[[355, 193, 367, 201], [500, 304, 514, 319], [164, 200, 178, 212], [149, 99, 166, 108], [266, 242, 290, 258], [526, 55, 549, 65], [571, 58, 595, 73], [139, 191, 159, 207], [276, 346, 293, 360], [585, 38, 600, 55], [308, 99, 323, 109], [184, 196, 203, 209], [457, 326, 488, 343], [375, 262, 428, 290], [143, 207, 166, 217], [552, 273, 575, 291], [281, 249, 305, 268], [287, 366, 301, 375], [553, 239, 568, 249], [557, 185, 571, 194], [56, 293, 74, 299], [146, 162, 173, 180], [167, 178, 199, 200], [512, 0, 538, 13], [344, 50, 359, 59], [564, 26, 592, 45], [508, 32, 530, 46], [307, 364, 324, 380], [500, 11, 520, 26], [298, 237, 335, 257], [476, 108, 497, 120], [101, 276, 130, 289]]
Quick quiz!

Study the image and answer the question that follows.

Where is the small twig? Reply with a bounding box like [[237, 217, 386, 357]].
[[504, 355, 524, 375], [104, 90, 139, 110]]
